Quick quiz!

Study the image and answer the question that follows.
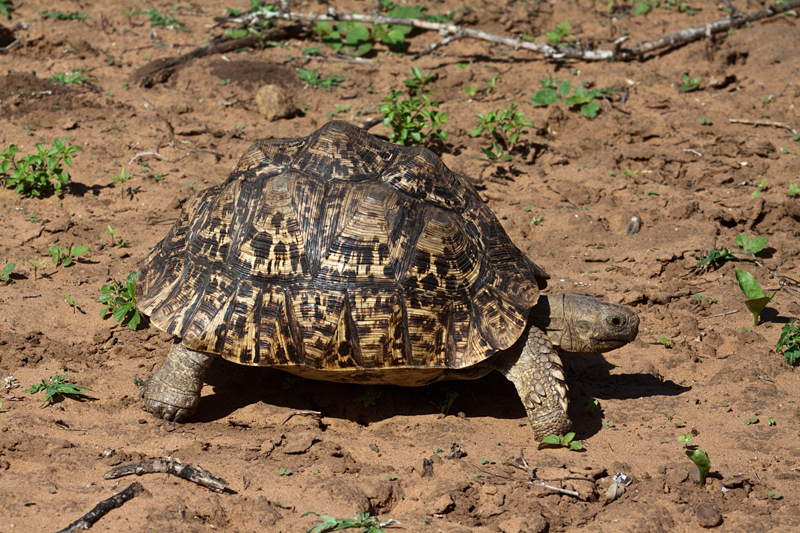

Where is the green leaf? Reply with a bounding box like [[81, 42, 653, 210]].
[[531, 89, 560, 106], [685, 449, 710, 485], [735, 268, 775, 326], [541, 435, 562, 445], [581, 101, 600, 118]]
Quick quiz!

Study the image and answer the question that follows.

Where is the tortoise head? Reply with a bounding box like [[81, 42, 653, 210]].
[[530, 294, 639, 353]]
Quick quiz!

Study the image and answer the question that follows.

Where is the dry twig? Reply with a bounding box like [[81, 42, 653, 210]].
[[729, 118, 798, 137], [103, 458, 229, 493], [55, 482, 145, 533]]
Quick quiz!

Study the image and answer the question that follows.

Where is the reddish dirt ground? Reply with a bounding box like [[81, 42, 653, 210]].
[[1, 1, 799, 531]]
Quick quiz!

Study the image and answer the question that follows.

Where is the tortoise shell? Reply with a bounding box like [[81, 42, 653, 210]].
[[136, 121, 549, 374]]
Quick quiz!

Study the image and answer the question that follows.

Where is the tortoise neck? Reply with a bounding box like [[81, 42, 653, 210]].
[[529, 295, 569, 349]]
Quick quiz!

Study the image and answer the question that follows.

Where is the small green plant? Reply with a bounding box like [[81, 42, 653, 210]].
[[767, 417, 776, 426], [479, 457, 493, 464], [353, 387, 381, 408], [380, 67, 448, 146], [439, 390, 459, 415], [48, 68, 93, 86], [531, 216, 545, 225], [744, 415, 759, 425], [0, 0, 16, 19], [471, 104, 534, 165], [28, 259, 43, 280], [278, 467, 292, 476], [1, 140, 82, 197], [685, 449, 710, 486], [233, 124, 245, 138], [42, 11, 89, 21], [23, 374, 92, 407], [541, 432, 583, 451], [296, 67, 346, 91], [788, 183, 799, 197], [658, 336, 671, 348], [776, 319, 800, 366], [0, 262, 14, 284], [695, 233, 768, 269], [674, 421, 686, 428], [26, 215, 40, 223], [752, 178, 768, 198], [531, 79, 610, 119], [303, 511, 392, 533], [769, 490, 782, 499], [142, 6, 187, 31], [677, 433, 692, 445], [699, 118, 712, 125], [546, 20, 575, 45], [64, 293, 78, 313], [586, 398, 600, 412], [106, 226, 128, 248], [433, 448, 443, 455], [735, 268, 775, 326], [385, 474, 397, 481], [692, 294, 717, 304], [98, 272, 142, 330], [111, 166, 133, 192], [49, 245, 88, 267], [677, 73, 701, 92]]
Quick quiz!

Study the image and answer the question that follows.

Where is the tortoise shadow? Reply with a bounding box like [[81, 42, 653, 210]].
[[198, 352, 689, 438]]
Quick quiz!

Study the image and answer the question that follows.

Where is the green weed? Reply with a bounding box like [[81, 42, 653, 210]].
[[439, 390, 459, 415], [788, 183, 799, 197], [28, 259, 44, 280], [106, 226, 128, 248], [677, 433, 692, 445], [694, 233, 768, 269], [49, 245, 88, 268], [278, 467, 292, 476], [353, 387, 381, 408], [142, 6, 187, 31], [0, 262, 14, 284], [380, 67, 448, 146], [546, 20, 575, 45], [657, 336, 671, 348], [677, 73, 701, 92], [776, 318, 800, 366], [296, 68, 346, 91], [0, 0, 15, 19], [48, 68, 93, 86], [531, 78, 611, 119], [24, 374, 92, 407], [752, 178, 768, 198], [1, 140, 82, 197], [303, 511, 392, 533], [64, 293, 78, 313], [42, 11, 89, 21], [734, 268, 774, 326], [471, 104, 534, 164], [98, 272, 141, 330], [541, 432, 583, 451], [111, 166, 133, 192], [685, 449, 710, 485], [769, 490, 782, 500]]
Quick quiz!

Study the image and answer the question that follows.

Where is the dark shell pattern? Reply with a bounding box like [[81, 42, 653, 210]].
[[136, 121, 549, 373]]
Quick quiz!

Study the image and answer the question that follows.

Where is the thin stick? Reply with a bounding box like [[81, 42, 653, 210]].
[[413, 33, 463, 59], [103, 458, 229, 493], [142, 97, 175, 139], [703, 309, 739, 319], [129, 151, 174, 164], [285, 54, 376, 65], [620, 0, 800, 59], [55, 482, 144, 533], [729, 118, 798, 136], [281, 409, 322, 425]]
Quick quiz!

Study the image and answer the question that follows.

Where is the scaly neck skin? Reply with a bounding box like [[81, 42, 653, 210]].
[[529, 294, 573, 351]]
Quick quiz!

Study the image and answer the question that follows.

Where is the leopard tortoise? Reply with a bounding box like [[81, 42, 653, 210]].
[[136, 121, 638, 440]]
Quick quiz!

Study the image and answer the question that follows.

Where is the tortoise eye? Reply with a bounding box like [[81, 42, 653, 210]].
[[610, 316, 623, 327]]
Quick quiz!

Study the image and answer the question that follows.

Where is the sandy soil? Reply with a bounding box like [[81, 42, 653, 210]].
[[1, 1, 799, 531]]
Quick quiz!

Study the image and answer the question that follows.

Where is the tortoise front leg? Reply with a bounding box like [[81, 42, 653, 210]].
[[142, 343, 216, 422], [493, 328, 571, 441]]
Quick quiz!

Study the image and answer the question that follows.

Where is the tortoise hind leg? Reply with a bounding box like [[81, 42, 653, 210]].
[[493, 327, 571, 441], [142, 343, 216, 422]]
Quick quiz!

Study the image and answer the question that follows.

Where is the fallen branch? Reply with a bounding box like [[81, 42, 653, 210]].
[[619, 0, 800, 60], [226, 2, 799, 62], [133, 25, 305, 87], [103, 458, 229, 493], [55, 482, 145, 533], [729, 118, 798, 137]]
